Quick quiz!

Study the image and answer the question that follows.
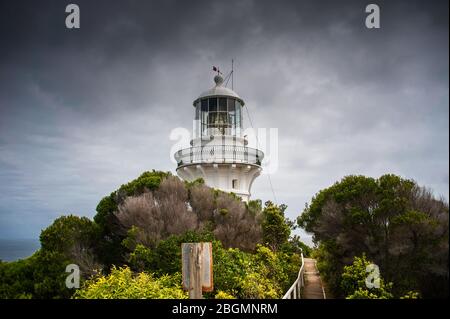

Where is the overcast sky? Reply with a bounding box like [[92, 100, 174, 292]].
[[0, 0, 448, 245]]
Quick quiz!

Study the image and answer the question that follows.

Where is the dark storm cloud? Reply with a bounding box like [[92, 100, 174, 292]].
[[0, 0, 448, 244]]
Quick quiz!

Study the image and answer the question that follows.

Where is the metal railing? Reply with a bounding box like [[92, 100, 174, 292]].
[[174, 145, 264, 167], [282, 252, 305, 299]]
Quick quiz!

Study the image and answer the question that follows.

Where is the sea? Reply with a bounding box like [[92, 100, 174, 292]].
[[0, 238, 41, 262], [0, 234, 312, 262]]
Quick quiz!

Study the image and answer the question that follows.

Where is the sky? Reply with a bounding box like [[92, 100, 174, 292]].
[[0, 0, 448, 246]]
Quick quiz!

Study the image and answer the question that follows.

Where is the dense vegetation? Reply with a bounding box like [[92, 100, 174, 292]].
[[2, 171, 445, 299], [0, 170, 307, 299], [299, 174, 449, 299]]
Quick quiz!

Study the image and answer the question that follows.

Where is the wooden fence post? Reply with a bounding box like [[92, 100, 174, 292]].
[[182, 242, 213, 299], [189, 244, 203, 299]]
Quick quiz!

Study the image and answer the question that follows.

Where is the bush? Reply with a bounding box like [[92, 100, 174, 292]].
[[93, 170, 172, 266], [341, 254, 393, 299], [0, 249, 76, 299], [341, 254, 420, 299], [210, 242, 298, 299], [149, 231, 214, 276], [73, 266, 187, 299], [215, 291, 236, 299], [281, 235, 312, 257], [213, 192, 263, 251], [262, 201, 290, 251]]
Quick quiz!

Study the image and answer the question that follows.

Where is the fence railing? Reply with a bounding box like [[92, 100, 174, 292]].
[[282, 252, 305, 299], [174, 145, 264, 167]]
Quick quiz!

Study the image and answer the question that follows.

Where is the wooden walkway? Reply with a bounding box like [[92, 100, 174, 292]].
[[302, 258, 326, 299]]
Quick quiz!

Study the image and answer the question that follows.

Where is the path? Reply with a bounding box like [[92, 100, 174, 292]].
[[302, 258, 326, 299]]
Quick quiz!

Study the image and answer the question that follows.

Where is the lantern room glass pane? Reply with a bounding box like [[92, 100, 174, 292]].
[[228, 98, 235, 112], [209, 98, 217, 112], [235, 101, 242, 129], [219, 98, 227, 111], [201, 99, 208, 112], [195, 102, 200, 120], [201, 108, 208, 136], [195, 102, 200, 138]]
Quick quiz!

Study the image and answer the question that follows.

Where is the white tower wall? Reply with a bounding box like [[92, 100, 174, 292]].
[[177, 163, 262, 202]]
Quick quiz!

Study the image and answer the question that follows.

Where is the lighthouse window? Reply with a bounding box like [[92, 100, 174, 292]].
[[219, 98, 227, 111], [195, 102, 200, 120], [235, 101, 242, 129], [209, 98, 217, 112], [232, 179, 238, 189], [201, 99, 208, 112], [228, 98, 235, 112]]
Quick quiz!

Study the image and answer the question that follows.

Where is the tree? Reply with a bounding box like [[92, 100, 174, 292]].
[[40, 215, 101, 277], [40, 215, 97, 255], [213, 192, 263, 251], [281, 235, 312, 257], [93, 170, 172, 266], [113, 174, 265, 253], [298, 174, 449, 298], [262, 201, 290, 251]]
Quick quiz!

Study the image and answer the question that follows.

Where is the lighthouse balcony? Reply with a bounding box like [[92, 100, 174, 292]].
[[174, 145, 264, 167]]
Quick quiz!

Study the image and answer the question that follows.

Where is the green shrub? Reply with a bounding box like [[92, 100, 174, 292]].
[[341, 255, 394, 299], [210, 242, 298, 299], [215, 291, 236, 299], [128, 244, 153, 272], [262, 201, 290, 251], [73, 266, 187, 299], [239, 272, 279, 299]]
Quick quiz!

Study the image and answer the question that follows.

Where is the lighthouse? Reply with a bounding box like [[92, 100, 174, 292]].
[[174, 69, 264, 201]]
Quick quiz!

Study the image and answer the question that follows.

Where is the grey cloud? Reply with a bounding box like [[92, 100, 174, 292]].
[[0, 0, 448, 245]]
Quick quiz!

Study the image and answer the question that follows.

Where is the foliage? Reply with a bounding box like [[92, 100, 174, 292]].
[[341, 254, 393, 299], [0, 256, 37, 299], [238, 272, 279, 299], [212, 192, 263, 251], [209, 241, 299, 299], [73, 266, 187, 299], [400, 291, 420, 299], [40, 215, 101, 273], [262, 201, 291, 251], [215, 291, 236, 299], [298, 174, 449, 298], [0, 170, 308, 299], [117, 171, 171, 198], [0, 249, 75, 299], [281, 235, 312, 257], [40, 215, 96, 252], [147, 231, 214, 276], [0, 215, 102, 299], [112, 175, 265, 253], [93, 170, 172, 266], [127, 244, 153, 272]]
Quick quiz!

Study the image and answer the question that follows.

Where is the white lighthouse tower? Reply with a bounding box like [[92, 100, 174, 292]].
[[174, 69, 264, 201]]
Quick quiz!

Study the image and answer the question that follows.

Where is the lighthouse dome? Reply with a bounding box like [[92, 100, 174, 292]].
[[193, 74, 244, 106]]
